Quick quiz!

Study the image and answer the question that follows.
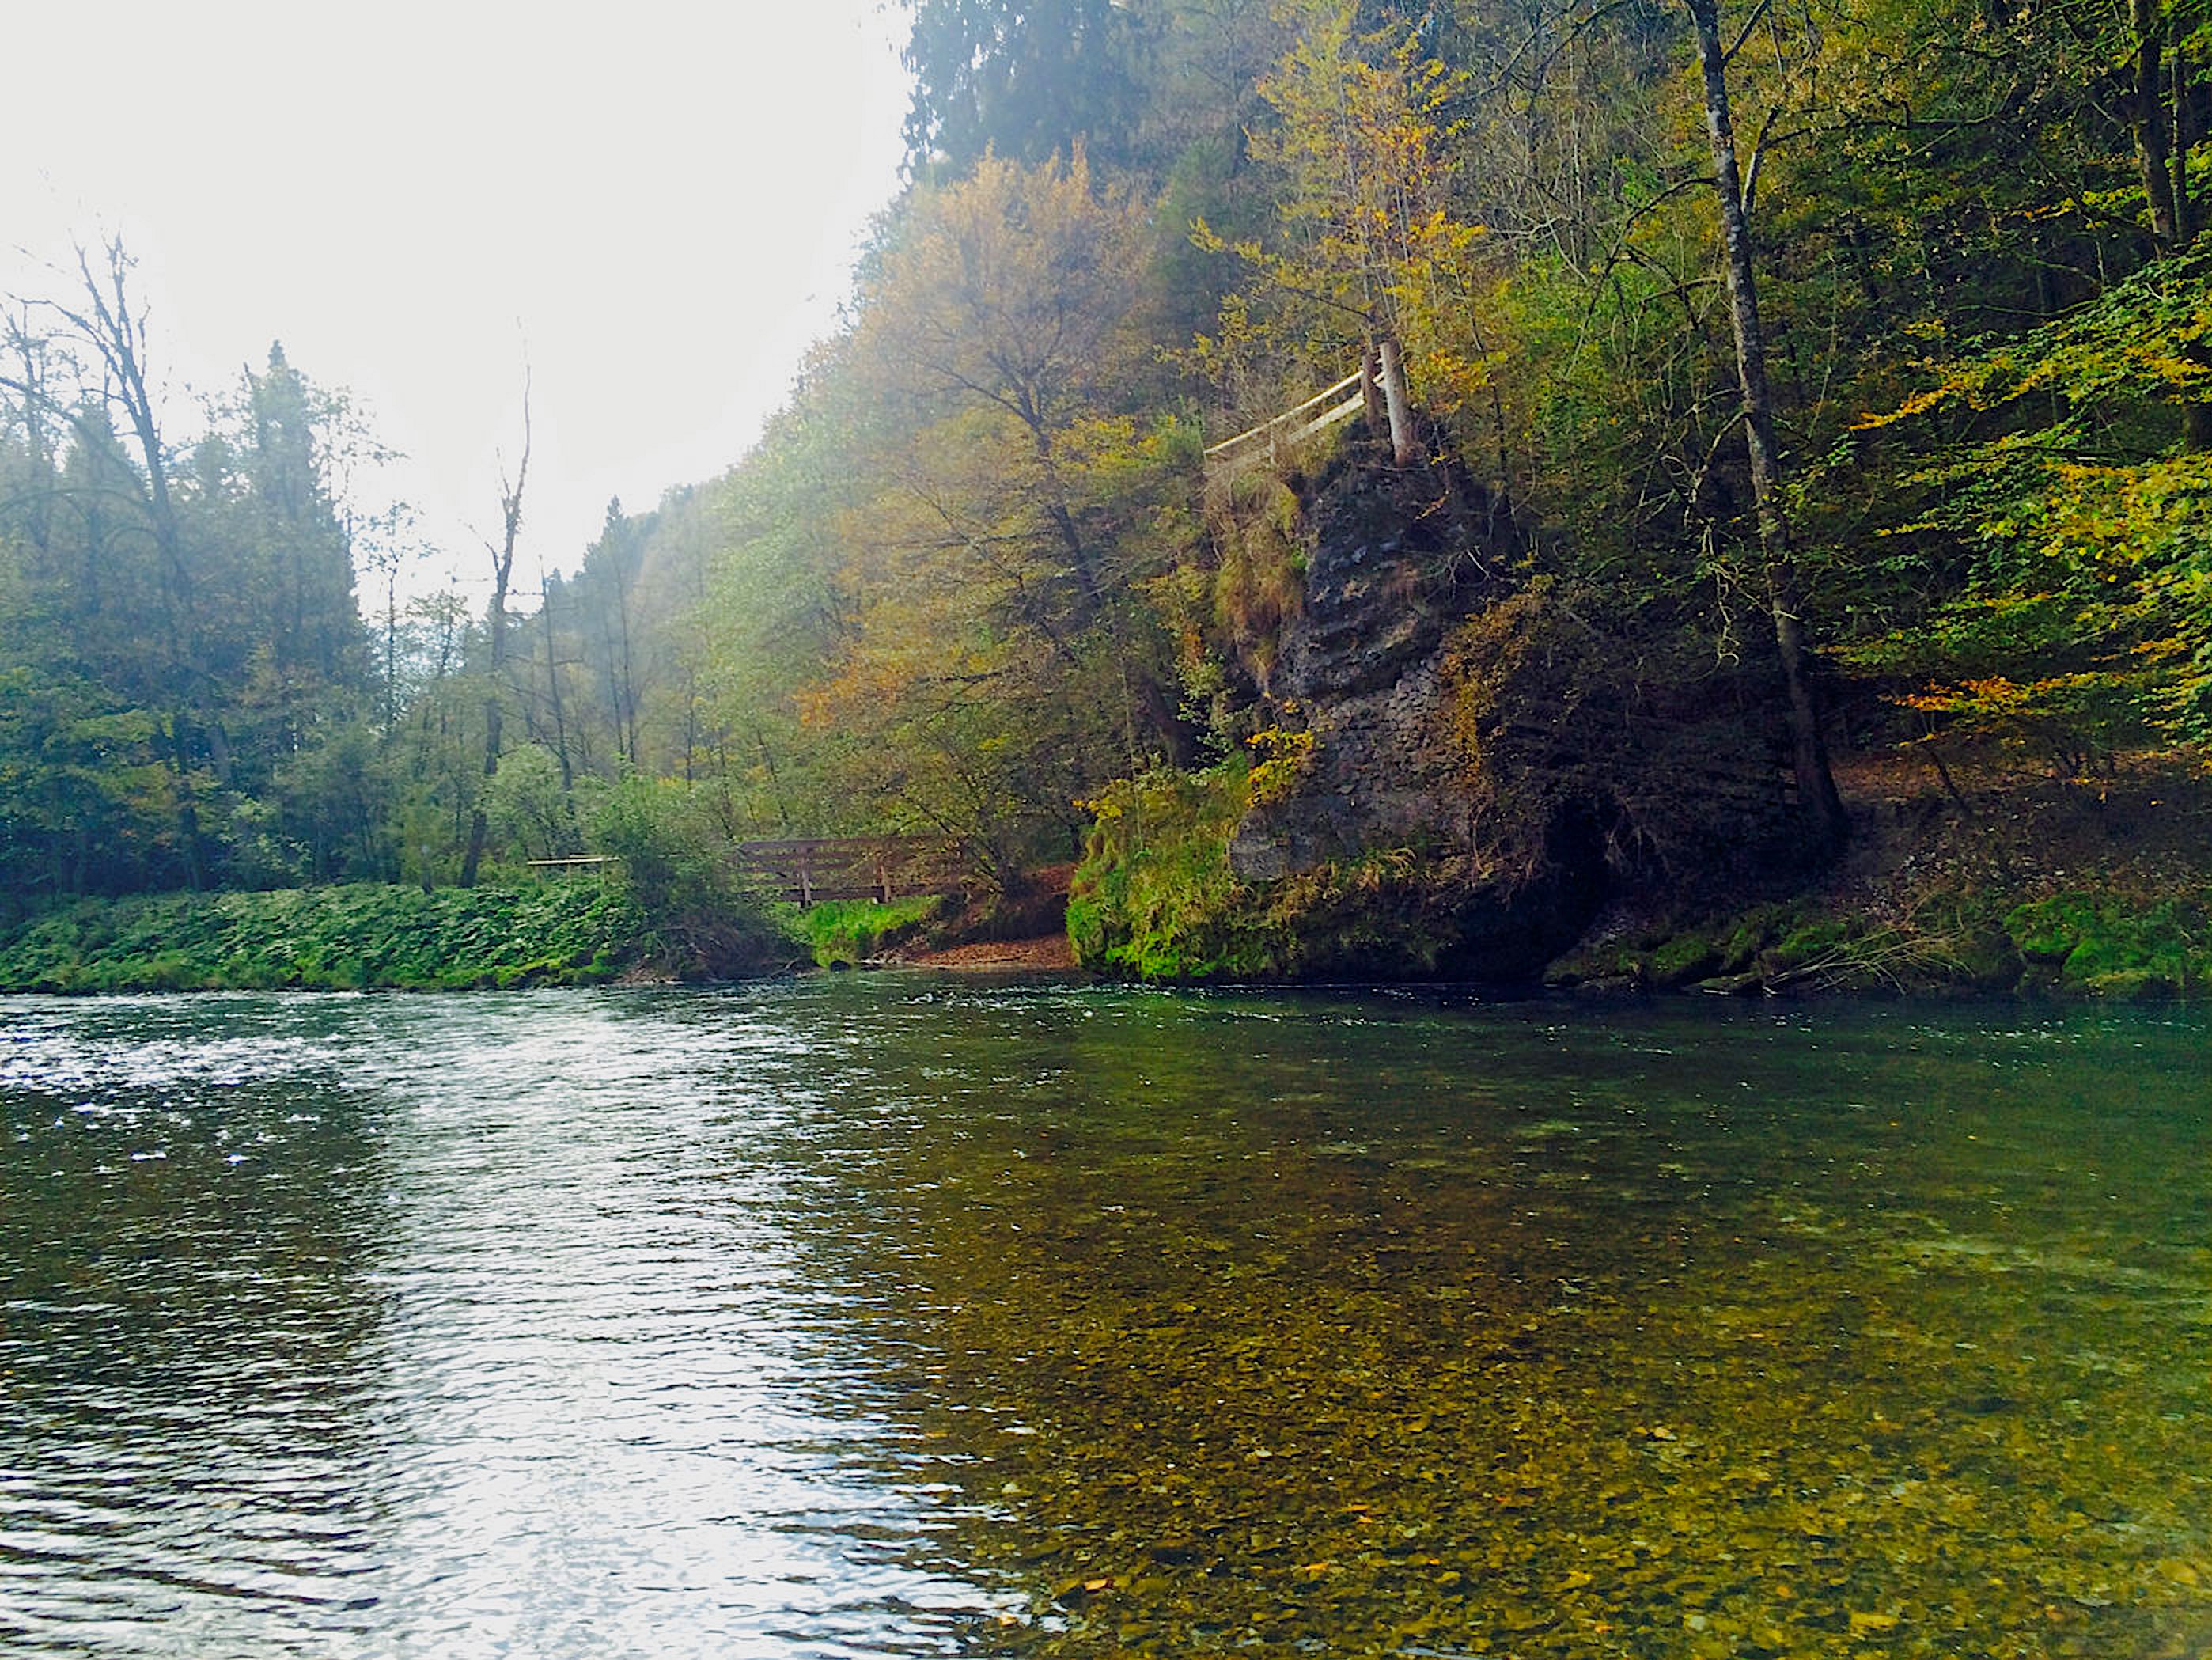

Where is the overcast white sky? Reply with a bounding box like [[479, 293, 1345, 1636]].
[[0, 0, 912, 594]]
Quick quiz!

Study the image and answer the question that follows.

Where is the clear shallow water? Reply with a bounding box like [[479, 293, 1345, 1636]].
[[0, 981, 2206, 1658]]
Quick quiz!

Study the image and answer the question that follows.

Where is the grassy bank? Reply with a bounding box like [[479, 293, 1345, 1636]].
[[776, 895, 944, 968], [0, 878, 783, 993], [1550, 755, 2212, 1001], [1547, 885, 2212, 1000]]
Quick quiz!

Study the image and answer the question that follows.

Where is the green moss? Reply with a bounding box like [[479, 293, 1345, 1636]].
[[1069, 763, 1265, 980], [1588, 885, 2207, 1002], [1070, 765, 1518, 983], [2009, 894, 2096, 964], [1718, 906, 1792, 973], [1647, 934, 1721, 988], [1760, 917, 1855, 976], [2006, 891, 2209, 997]]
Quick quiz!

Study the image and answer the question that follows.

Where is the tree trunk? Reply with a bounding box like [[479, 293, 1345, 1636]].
[[2172, 38, 2196, 243], [1686, 0, 1848, 848], [169, 711, 206, 891], [2134, 0, 2183, 247], [539, 568, 574, 789], [460, 388, 531, 887]]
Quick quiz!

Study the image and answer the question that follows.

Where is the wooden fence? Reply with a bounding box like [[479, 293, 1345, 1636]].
[[733, 836, 964, 905], [1203, 340, 1418, 483], [1203, 368, 1365, 483]]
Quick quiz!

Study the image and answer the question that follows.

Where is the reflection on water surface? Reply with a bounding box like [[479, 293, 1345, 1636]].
[[1, 982, 2206, 1658]]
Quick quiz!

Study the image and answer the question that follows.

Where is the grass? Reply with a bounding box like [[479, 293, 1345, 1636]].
[[776, 895, 944, 967]]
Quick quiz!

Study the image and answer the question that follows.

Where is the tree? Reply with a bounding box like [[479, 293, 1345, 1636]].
[[858, 149, 1155, 650], [459, 381, 530, 887], [579, 498, 645, 768], [241, 342, 367, 692], [7, 239, 212, 882], [1684, 0, 1848, 846], [1203, 2, 1482, 460], [1849, 239, 2212, 757], [903, 0, 1157, 176]]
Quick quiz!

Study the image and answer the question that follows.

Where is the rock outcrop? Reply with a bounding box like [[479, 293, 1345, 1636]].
[[1075, 434, 1812, 984], [1229, 449, 1493, 880], [1223, 447, 1606, 980]]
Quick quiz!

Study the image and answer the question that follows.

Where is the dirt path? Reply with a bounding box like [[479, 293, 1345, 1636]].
[[903, 934, 1078, 972]]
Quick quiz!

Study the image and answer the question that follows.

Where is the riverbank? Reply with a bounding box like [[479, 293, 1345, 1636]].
[[4, 755, 2204, 999], [0, 881, 737, 993], [1065, 748, 2212, 1000], [903, 933, 1079, 972], [1551, 752, 2212, 999]]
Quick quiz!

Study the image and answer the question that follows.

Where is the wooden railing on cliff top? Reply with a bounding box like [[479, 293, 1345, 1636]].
[[1204, 340, 1418, 482], [1203, 368, 1366, 480]]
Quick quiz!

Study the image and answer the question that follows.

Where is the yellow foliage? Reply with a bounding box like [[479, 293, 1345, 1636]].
[[1246, 727, 1316, 805]]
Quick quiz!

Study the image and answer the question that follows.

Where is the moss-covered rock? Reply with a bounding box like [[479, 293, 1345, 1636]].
[[1070, 761, 1586, 983], [2005, 891, 2209, 998], [1647, 934, 1722, 989], [1949, 924, 2026, 991], [1559, 885, 2206, 1003]]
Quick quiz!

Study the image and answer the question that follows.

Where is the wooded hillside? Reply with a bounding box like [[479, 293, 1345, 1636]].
[[4, 0, 2206, 964]]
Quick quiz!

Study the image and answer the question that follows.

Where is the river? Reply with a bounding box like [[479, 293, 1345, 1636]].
[[1, 980, 2206, 1658]]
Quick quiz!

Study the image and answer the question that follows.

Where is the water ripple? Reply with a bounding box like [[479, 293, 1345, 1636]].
[[4, 984, 2206, 1658], [0, 989, 1010, 1658]]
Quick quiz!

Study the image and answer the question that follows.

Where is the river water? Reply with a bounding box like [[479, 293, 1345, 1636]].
[[1, 981, 2206, 1658]]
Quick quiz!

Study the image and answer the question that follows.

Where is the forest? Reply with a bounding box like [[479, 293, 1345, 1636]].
[[2, 0, 2207, 987]]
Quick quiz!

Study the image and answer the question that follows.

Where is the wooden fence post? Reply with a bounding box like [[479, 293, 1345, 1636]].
[[1379, 338, 1417, 465]]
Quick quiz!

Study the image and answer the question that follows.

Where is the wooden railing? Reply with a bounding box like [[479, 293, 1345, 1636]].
[[733, 836, 964, 905], [1203, 368, 1365, 481], [1204, 339, 1417, 481]]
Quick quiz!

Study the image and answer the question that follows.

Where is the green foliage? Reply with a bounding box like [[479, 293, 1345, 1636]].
[[902, 0, 1156, 176], [1069, 759, 1483, 980], [0, 881, 655, 993], [778, 895, 945, 968], [1868, 243, 2212, 430], [2007, 891, 2211, 998], [485, 744, 578, 864], [1848, 243, 2212, 756], [1069, 762, 1259, 979], [1549, 884, 2212, 999], [585, 778, 789, 979]]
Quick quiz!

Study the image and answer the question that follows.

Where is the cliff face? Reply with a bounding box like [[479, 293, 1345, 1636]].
[[1218, 451, 1609, 980], [1228, 457, 1490, 881]]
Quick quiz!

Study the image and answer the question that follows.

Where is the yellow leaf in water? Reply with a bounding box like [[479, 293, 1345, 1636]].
[[1849, 1610, 1901, 1632]]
